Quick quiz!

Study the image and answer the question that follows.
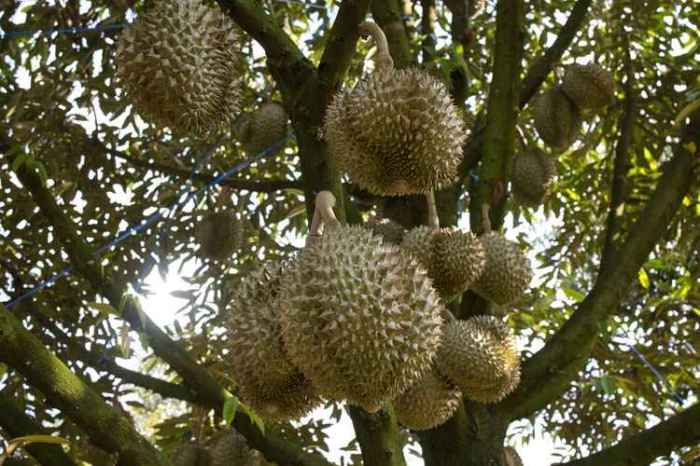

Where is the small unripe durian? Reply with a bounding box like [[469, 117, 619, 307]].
[[561, 64, 615, 112], [393, 368, 462, 431], [278, 225, 445, 412], [237, 102, 288, 154], [471, 232, 532, 306], [207, 429, 259, 466], [170, 444, 210, 466], [116, 0, 244, 136], [402, 226, 486, 299], [504, 446, 524, 466], [196, 211, 241, 261], [367, 217, 407, 245], [323, 22, 465, 196], [511, 149, 557, 207], [436, 316, 520, 403], [533, 87, 581, 150], [225, 262, 320, 421]]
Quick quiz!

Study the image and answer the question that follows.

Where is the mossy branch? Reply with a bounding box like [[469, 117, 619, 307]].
[[0, 390, 78, 466], [0, 306, 168, 466], [347, 406, 407, 466]]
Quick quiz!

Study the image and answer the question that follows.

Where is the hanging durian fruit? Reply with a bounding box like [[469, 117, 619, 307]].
[[169, 444, 210, 466], [236, 102, 288, 155], [402, 226, 486, 299], [225, 261, 320, 421], [196, 211, 241, 261], [279, 192, 444, 412], [533, 87, 581, 150], [206, 429, 261, 466], [504, 446, 525, 466], [323, 22, 465, 196], [393, 367, 463, 431], [367, 217, 406, 245], [471, 205, 532, 306], [511, 148, 557, 207], [116, 0, 244, 136], [561, 63, 615, 112], [436, 316, 520, 403]]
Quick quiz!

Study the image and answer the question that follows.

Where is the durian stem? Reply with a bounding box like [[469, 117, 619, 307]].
[[359, 21, 395, 75], [426, 192, 440, 229], [308, 191, 341, 246], [481, 203, 492, 233]]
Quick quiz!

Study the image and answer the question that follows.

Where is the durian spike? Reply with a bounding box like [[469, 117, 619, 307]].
[[426, 192, 440, 229], [481, 203, 492, 234], [441, 308, 458, 323], [358, 21, 394, 76]]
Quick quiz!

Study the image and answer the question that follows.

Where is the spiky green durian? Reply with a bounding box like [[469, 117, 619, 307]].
[[393, 368, 462, 431], [323, 22, 465, 196], [471, 233, 532, 306], [561, 63, 615, 112], [402, 226, 486, 299], [533, 86, 581, 150], [116, 0, 244, 136], [170, 444, 209, 466], [367, 217, 406, 245], [237, 102, 288, 154], [278, 225, 444, 412], [511, 149, 557, 207], [436, 316, 520, 403], [207, 429, 259, 466], [196, 211, 241, 261], [504, 446, 524, 466], [225, 261, 320, 421]]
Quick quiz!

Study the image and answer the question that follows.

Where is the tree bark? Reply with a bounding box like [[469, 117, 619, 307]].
[[348, 406, 407, 466]]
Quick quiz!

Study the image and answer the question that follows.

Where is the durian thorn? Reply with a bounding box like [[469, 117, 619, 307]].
[[426, 191, 440, 229], [359, 21, 394, 75], [481, 203, 492, 233]]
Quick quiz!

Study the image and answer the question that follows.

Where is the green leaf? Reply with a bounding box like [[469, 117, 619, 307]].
[[10, 153, 29, 172], [638, 268, 650, 289], [87, 301, 120, 317], [223, 396, 239, 425], [240, 403, 265, 434], [10, 434, 70, 447], [599, 376, 617, 395], [563, 287, 585, 303]]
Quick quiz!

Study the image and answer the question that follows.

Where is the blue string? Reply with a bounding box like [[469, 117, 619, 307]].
[[6, 135, 291, 309], [0, 23, 127, 39]]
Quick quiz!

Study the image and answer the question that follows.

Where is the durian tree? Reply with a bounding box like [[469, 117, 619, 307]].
[[1, 1, 700, 466]]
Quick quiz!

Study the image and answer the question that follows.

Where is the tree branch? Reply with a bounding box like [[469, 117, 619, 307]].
[[519, 0, 593, 108], [9, 155, 335, 466], [347, 406, 407, 466], [0, 390, 78, 466], [0, 306, 168, 466], [556, 402, 700, 466], [370, 0, 414, 68], [498, 113, 700, 421]]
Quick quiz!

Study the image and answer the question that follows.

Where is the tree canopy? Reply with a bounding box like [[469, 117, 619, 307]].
[[0, 1, 699, 466]]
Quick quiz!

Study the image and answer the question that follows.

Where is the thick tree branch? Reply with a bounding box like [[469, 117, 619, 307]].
[[347, 407, 407, 466], [601, 46, 636, 270], [370, 0, 414, 68], [556, 402, 700, 466], [9, 156, 335, 466], [519, 0, 593, 108], [0, 390, 78, 466], [498, 113, 700, 421], [0, 307, 168, 466]]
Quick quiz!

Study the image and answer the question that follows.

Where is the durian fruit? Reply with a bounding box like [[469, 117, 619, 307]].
[[196, 211, 241, 261], [504, 446, 524, 466], [561, 63, 615, 112], [402, 226, 486, 299], [116, 0, 244, 136], [323, 22, 465, 196], [207, 429, 260, 466], [471, 209, 532, 306], [393, 367, 463, 431], [225, 261, 321, 421], [436, 316, 520, 404], [511, 148, 557, 207], [278, 224, 445, 412], [533, 86, 581, 150], [170, 444, 210, 466], [237, 102, 288, 155], [367, 217, 406, 245]]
